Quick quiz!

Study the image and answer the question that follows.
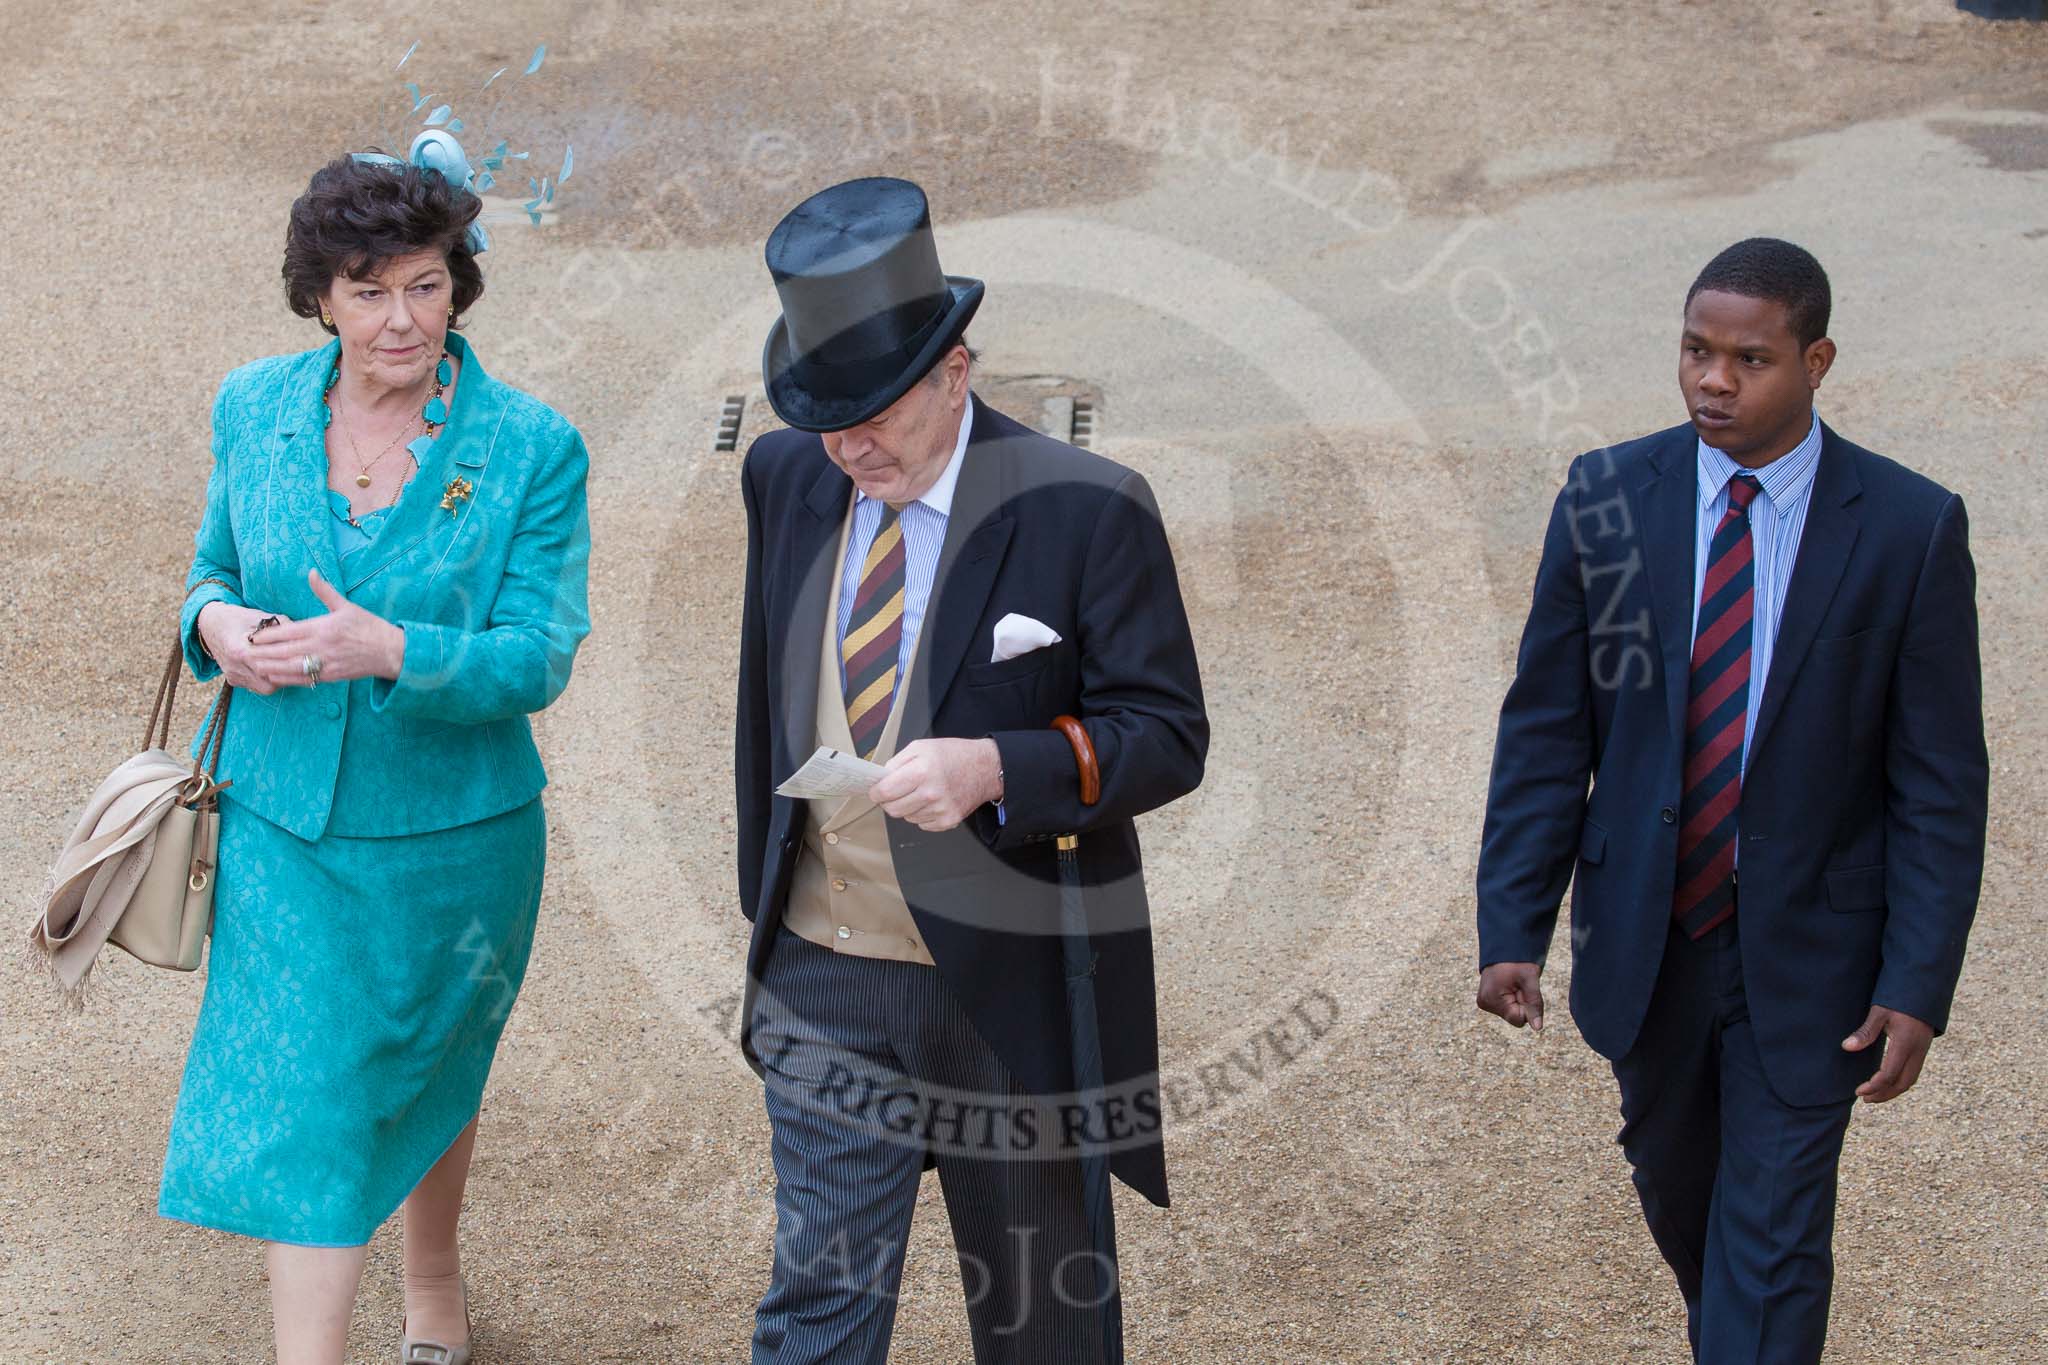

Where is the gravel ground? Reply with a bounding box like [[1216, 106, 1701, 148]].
[[3, 2, 2045, 1361]]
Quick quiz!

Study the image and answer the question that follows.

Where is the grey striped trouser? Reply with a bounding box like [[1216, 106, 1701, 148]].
[[750, 926, 1107, 1364]]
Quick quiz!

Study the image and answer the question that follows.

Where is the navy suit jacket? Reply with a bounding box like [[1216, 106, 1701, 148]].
[[1477, 421, 1987, 1106], [734, 398, 1207, 1207]]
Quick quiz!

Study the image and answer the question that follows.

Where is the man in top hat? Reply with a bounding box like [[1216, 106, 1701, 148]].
[[732, 176, 1207, 1363]]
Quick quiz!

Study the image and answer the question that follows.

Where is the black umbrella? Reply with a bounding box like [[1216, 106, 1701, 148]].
[[1050, 714, 1123, 1363]]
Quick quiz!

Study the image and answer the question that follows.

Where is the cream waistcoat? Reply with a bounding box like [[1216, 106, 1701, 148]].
[[783, 498, 937, 965]]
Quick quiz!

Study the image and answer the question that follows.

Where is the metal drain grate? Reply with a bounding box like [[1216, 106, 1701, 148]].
[[719, 380, 1098, 449], [714, 395, 746, 451]]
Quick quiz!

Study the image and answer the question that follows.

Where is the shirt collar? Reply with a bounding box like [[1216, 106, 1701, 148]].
[[1697, 410, 1823, 510], [855, 393, 975, 517]]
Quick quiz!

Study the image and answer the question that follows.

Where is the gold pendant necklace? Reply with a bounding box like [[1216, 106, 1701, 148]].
[[325, 355, 449, 489], [338, 402, 416, 488]]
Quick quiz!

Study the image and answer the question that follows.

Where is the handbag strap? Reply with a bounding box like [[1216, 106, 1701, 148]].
[[145, 641, 181, 753], [153, 577, 237, 789], [193, 685, 233, 789]]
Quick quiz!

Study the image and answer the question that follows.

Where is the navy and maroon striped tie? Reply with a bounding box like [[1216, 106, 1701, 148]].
[[1672, 474, 1762, 939]]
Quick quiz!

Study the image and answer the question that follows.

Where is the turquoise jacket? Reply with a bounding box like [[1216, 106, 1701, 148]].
[[180, 333, 592, 840]]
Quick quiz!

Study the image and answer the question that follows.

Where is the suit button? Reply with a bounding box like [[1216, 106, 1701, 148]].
[[1660, 806, 1677, 824], [836, 926, 851, 939], [825, 832, 840, 845], [832, 878, 848, 892], [324, 701, 341, 719]]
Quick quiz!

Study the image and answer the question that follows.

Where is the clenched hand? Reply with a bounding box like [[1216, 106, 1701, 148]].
[[1477, 961, 1546, 1032]]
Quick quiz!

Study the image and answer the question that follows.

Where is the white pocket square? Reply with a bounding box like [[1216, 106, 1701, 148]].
[[991, 612, 1062, 663]]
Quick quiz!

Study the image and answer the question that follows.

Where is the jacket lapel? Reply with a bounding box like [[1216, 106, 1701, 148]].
[[1636, 429, 1700, 745], [270, 341, 346, 605], [782, 458, 854, 776], [341, 333, 504, 592], [1746, 426, 1861, 767], [813, 496, 869, 831], [897, 398, 1015, 742]]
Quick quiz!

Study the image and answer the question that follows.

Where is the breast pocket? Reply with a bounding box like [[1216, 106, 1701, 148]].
[[1808, 624, 1901, 659], [961, 648, 1058, 688]]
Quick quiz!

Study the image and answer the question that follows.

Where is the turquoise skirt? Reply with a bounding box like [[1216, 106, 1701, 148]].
[[158, 794, 545, 1247]]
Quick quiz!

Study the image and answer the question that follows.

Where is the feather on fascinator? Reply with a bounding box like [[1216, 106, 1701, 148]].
[[351, 41, 574, 255]]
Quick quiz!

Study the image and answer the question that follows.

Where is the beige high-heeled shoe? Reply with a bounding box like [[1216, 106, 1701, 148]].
[[399, 1274, 473, 1365]]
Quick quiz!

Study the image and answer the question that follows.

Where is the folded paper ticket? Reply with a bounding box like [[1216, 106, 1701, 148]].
[[774, 746, 889, 800]]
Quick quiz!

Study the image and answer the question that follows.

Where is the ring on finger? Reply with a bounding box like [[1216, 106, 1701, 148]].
[[301, 653, 323, 684]]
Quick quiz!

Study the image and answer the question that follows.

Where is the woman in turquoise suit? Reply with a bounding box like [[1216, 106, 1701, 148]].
[[159, 142, 590, 1365]]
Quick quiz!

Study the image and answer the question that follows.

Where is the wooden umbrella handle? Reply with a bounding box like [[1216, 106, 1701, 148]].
[[1051, 714, 1101, 807]]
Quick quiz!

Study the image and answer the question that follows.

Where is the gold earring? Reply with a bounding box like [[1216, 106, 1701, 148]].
[[446, 306, 455, 321], [320, 308, 333, 326]]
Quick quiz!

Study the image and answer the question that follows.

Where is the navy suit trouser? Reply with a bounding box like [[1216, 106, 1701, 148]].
[[1611, 917, 1856, 1365], [749, 927, 1106, 1365]]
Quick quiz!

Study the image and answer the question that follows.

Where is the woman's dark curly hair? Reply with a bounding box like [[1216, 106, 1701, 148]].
[[284, 154, 485, 333]]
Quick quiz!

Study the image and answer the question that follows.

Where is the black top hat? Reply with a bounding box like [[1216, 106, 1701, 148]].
[[761, 177, 984, 433]]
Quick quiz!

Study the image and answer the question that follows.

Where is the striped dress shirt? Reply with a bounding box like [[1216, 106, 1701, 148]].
[[836, 396, 975, 688], [1691, 410, 1823, 775]]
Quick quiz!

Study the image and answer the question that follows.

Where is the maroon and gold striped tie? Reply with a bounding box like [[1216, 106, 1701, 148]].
[[843, 504, 907, 758]]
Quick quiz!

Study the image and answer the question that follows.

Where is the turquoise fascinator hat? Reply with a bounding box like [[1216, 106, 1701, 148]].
[[352, 130, 493, 256], [342, 43, 571, 258]]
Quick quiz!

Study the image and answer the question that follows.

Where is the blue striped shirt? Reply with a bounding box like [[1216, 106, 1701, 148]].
[[836, 396, 975, 689], [1691, 411, 1823, 774]]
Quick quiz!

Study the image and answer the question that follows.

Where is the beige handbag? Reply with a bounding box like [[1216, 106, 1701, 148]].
[[29, 641, 233, 995]]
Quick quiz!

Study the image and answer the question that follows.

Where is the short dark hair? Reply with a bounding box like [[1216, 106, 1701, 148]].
[[1686, 238, 1831, 350], [283, 154, 485, 333]]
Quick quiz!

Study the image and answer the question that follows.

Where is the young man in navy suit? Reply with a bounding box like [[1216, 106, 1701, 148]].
[[1475, 238, 1988, 1363]]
